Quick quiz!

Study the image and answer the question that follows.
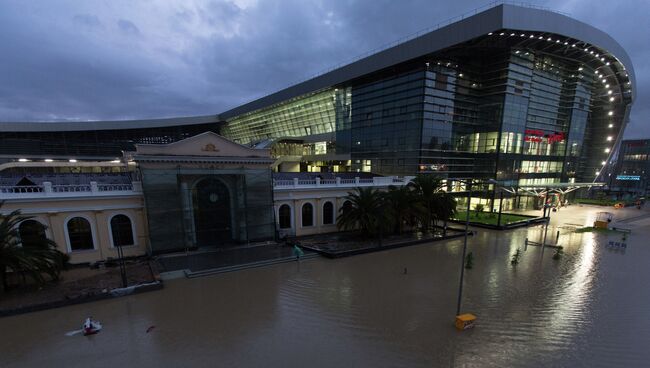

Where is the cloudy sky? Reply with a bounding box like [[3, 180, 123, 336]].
[[0, 0, 648, 138]]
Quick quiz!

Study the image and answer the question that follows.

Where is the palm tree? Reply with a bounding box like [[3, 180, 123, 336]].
[[0, 206, 68, 292], [408, 174, 457, 231], [383, 185, 421, 234], [336, 187, 386, 237], [432, 189, 457, 227]]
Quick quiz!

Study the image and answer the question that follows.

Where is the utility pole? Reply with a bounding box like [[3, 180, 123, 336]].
[[497, 190, 504, 227], [542, 187, 550, 248], [456, 180, 472, 316]]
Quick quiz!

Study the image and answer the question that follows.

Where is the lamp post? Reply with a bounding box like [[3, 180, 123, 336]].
[[456, 179, 472, 316], [541, 187, 552, 248], [455, 179, 505, 318], [117, 244, 127, 288], [497, 190, 504, 228], [114, 230, 127, 288]]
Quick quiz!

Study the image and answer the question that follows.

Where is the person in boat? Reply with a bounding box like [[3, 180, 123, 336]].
[[83, 317, 100, 335]]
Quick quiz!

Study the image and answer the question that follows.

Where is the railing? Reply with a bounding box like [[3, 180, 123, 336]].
[[0, 181, 142, 200], [0, 185, 43, 193], [98, 184, 133, 192], [52, 184, 92, 193], [273, 176, 415, 189]]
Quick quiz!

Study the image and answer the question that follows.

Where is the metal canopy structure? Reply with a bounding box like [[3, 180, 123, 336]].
[[497, 182, 607, 196]]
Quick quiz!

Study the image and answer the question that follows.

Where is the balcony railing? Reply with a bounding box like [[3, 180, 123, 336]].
[[273, 176, 414, 189], [0, 181, 142, 200]]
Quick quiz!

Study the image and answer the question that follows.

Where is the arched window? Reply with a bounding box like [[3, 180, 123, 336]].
[[323, 202, 334, 225], [278, 205, 291, 229], [110, 214, 135, 247], [18, 220, 48, 249], [67, 217, 94, 251], [302, 203, 314, 227]]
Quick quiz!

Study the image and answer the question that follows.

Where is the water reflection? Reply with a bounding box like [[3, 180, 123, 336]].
[[1, 208, 650, 367]]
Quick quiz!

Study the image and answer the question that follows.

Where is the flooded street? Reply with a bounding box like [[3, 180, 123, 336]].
[[2, 206, 650, 367]]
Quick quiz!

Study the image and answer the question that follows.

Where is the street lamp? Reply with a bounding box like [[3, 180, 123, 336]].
[[541, 187, 553, 248], [487, 181, 506, 228], [453, 179, 508, 319], [455, 178, 473, 316], [116, 244, 127, 288]]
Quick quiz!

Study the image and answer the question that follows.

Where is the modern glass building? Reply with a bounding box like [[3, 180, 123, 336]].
[[0, 4, 636, 208], [219, 4, 635, 192], [0, 115, 221, 162], [609, 139, 650, 198]]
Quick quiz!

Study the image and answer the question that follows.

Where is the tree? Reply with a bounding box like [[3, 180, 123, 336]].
[[383, 185, 421, 234], [336, 187, 386, 237], [408, 174, 457, 232], [474, 203, 485, 218], [0, 205, 68, 292]]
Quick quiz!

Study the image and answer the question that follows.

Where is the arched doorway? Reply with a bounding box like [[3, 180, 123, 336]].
[[19, 220, 48, 249], [278, 204, 291, 229], [193, 177, 232, 246]]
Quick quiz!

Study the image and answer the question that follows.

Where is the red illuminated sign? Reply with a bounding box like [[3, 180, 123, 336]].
[[524, 129, 565, 144]]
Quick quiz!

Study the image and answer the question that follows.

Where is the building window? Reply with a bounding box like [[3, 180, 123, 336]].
[[67, 217, 94, 251], [110, 214, 134, 247], [435, 73, 448, 89], [323, 202, 334, 225], [302, 203, 314, 227], [279, 204, 291, 229], [18, 220, 48, 249]]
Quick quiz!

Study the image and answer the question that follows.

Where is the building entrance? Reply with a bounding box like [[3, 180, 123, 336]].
[[193, 177, 232, 246]]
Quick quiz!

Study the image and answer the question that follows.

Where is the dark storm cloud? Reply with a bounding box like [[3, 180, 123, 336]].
[[117, 19, 140, 35], [555, 0, 650, 139], [0, 0, 647, 138]]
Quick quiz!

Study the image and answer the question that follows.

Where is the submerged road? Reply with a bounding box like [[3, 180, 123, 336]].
[[1, 205, 649, 367]]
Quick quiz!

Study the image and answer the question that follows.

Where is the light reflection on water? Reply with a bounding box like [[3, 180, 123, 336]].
[[1, 209, 650, 367]]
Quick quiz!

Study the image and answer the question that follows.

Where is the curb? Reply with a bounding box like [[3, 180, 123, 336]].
[[184, 253, 320, 278], [448, 216, 547, 230], [0, 281, 163, 318], [301, 231, 469, 259]]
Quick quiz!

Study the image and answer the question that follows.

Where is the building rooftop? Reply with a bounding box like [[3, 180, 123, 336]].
[[0, 3, 636, 132], [220, 2, 636, 119]]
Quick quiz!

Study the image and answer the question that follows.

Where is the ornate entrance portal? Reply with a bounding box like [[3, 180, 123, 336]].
[[193, 177, 232, 246], [136, 131, 275, 254]]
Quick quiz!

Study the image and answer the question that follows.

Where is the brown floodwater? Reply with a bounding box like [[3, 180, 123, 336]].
[[1, 206, 649, 367]]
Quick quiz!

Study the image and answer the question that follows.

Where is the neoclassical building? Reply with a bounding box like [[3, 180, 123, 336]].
[[132, 131, 276, 254], [1, 132, 409, 263], [0, 179, 147, 264]]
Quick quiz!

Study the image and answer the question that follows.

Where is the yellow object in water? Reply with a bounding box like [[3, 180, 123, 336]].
[[455, 313, 477, 330], [594, 220, 609, 229]]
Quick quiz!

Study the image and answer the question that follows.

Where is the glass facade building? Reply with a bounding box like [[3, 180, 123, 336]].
[[220, 20, 634, 194], [0, 116, 220, 162], [0, 4, 636, 208], [609, 139, 650, 197]]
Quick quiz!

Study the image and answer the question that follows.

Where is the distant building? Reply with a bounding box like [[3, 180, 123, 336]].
[[609, 139, 650, 198]]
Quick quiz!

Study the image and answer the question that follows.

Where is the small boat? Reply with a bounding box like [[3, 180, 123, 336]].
[[83, 318, 102, 336]]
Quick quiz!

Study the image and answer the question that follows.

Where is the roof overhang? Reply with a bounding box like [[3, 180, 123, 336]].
[[220, 3, 635, 120], [0, 114, 220, 132]]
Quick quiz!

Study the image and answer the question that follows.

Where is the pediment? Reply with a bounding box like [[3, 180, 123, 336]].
[[135, 131, 269, 158]]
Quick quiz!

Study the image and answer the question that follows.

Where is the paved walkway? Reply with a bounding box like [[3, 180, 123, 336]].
[[156, 243, 314, 274]]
